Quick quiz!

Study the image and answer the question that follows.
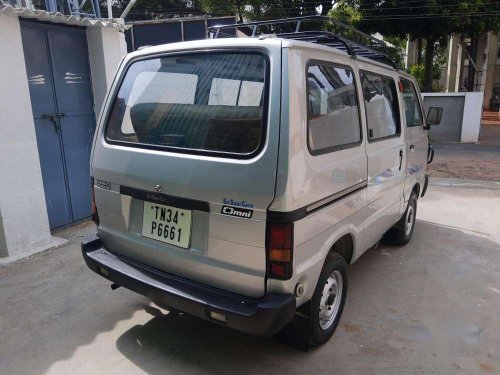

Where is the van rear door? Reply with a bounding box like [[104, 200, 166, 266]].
[[91, 44, 282, 298]]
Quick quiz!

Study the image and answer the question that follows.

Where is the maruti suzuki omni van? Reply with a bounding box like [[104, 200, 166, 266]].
[[82, 16, 441, 348]]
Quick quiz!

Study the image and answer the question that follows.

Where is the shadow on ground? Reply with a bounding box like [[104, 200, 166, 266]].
[[114, 220, 500, 375]]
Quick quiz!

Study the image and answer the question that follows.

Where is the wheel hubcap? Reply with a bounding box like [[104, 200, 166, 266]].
[[405, 201, 415, 236], [318, 270, 343, 330]]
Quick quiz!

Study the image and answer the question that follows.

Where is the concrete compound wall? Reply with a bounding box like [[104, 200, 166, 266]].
[[422, 92, 484, 143], [0, 13, 127, 261]]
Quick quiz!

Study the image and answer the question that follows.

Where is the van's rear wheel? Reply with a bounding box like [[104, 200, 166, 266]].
[[307, 253, 347, 346], [383, 190, 418, 246], [275, 253, 347, 350]]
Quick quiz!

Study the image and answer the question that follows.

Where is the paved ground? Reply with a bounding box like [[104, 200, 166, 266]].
[[1, 183, 500, 375], [428, 142, 500, 181]]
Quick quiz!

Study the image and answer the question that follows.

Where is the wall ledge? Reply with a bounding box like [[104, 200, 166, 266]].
[[0, 236, 68, 264]]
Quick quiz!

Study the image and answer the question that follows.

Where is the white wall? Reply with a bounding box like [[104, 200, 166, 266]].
[[87, 26, 127, 119], [0, 13, 64, 260], [461, 92, 484, 142]]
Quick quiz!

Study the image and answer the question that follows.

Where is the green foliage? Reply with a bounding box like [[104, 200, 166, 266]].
[[198, 0, 334, 20], [338, 0, 500, 40], [332, 0, 500, 91], [383, 35, 407, 51], [386, 46, 405, 70], [408, 63, 443, 91], [106, 0, 499, 90], [328, 0, 361, 26], [408, 64, 426, 90]]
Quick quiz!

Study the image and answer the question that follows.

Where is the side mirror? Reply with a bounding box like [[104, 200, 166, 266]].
[[425, 106, 442, 128]]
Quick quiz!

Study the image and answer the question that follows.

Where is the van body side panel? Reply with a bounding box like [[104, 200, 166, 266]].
[[268, 47, 368, 213], [268, 190, 367, 304], [91, 40, 283, 298], [267, 46, 369, 303]]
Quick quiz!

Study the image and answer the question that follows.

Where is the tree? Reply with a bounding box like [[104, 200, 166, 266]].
[[198, 0, 336, 21], [330, 0, 500, 91], [104, 0, 337, 21]]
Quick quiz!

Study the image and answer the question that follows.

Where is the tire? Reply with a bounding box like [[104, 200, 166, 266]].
[[306, 252, 348, 346], [383, 190, 418, 246], [275, 253, 348, 350]]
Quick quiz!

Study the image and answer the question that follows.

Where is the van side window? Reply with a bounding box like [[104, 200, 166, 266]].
[[307, 63, 361, 154], [400, 78, 423, 127], [360, 71, 401, 140]]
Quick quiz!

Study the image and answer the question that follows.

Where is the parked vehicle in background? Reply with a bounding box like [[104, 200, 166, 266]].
[[82, 16, 441, 348]]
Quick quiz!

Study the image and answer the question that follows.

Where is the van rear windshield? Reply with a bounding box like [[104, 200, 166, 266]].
[[105, 52, 268, 157]]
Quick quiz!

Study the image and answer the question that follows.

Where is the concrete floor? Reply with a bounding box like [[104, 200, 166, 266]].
[[1, 184, 500, 375]]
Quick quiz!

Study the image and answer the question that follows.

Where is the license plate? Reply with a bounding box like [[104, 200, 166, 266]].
[[141, 202, 192, 248]]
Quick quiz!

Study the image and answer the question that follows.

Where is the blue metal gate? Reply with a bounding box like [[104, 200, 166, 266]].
[[21, 21, 95, 229]]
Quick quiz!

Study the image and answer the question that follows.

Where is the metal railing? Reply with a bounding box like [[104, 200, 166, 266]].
[[207, 15, 398, 68], [1, 0, 101, 18]]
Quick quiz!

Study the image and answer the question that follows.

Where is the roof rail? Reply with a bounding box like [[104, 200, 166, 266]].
[[207, 15, 398, 69]]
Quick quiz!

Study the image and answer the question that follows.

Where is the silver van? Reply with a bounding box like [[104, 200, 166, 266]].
[[82, 16, 441, 347]]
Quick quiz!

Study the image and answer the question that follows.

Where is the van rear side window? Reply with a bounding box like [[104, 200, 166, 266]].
[[105, 52, 268, 157], [307, 63, 362, 154]]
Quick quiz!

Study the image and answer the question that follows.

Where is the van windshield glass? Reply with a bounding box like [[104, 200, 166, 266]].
[[106, 52, 267, 156]]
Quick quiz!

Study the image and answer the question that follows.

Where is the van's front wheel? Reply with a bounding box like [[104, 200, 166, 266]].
[[383, 191, 418, 246]]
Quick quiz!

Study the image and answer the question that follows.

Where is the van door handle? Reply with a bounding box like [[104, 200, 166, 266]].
[[398, 149, 403, 171], [409, 144, 415, 151]]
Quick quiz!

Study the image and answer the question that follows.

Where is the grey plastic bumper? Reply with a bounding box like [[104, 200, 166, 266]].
[[81, 236, 296, 336]]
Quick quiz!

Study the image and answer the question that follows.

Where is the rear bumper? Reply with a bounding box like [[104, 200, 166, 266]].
[[81, 236, 296, 336]]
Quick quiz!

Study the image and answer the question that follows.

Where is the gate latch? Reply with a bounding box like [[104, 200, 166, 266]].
[[41, 113, 65, 133]]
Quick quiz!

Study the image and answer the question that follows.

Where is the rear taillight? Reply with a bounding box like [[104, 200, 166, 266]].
[[266, 222, 293, 280], [91, 177, 99, 225]]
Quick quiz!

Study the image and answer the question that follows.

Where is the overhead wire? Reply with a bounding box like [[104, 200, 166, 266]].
[[124, 0, 500, 19], [127, 9, 500, 20]]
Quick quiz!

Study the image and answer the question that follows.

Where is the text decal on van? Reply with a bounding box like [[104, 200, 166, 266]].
[[221, 205, 253, 219], [222, 198, 254, 208]]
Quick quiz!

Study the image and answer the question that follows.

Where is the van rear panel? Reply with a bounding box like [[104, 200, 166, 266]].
[[92, 43, 282, 298]]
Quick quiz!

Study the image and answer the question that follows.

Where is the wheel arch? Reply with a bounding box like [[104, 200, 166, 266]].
[[293, 229, 356, 308], [328, 233, 355, 265]]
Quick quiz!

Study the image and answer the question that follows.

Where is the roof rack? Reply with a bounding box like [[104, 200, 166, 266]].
[[207, 15, 398, 69]]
